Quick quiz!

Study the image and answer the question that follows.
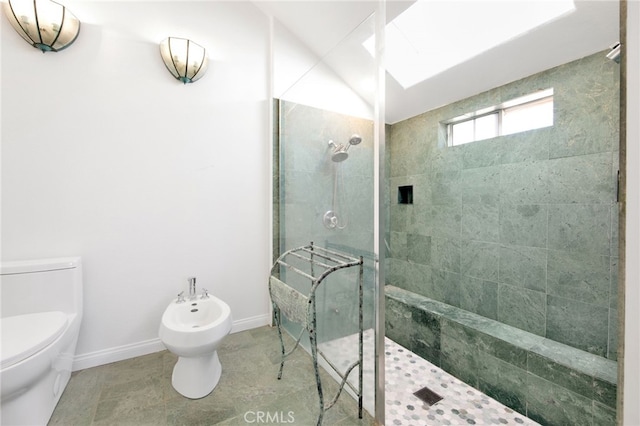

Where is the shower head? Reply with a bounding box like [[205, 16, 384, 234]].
[[328, 141, 349, 162], [332, 150, 349, 162], [328, 135, 362, 162], [331, 150, 349, 163], [349, 134, 362, 146]]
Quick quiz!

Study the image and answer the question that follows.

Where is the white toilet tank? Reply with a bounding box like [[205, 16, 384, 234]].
[[1, 257, 83, 426], [1, 257, 83, 318]]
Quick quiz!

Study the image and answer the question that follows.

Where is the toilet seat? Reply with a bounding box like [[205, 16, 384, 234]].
[[1, 311, 67, 369]]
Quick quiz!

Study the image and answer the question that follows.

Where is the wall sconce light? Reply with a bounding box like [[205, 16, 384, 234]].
[[3, 0, 80, 52], [159, 37, 209, 84]]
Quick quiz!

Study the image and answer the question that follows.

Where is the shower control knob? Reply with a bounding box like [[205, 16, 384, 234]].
[[323, 210, 338, 229]]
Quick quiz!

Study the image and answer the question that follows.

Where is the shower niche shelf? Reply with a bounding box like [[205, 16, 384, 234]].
[[398, 185, 413, 204], [268, 242, 364, 426]]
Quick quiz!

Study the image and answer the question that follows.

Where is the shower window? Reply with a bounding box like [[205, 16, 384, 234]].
[[446, 88, 554, 146]]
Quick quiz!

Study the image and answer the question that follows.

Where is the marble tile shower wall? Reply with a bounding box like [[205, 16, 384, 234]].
[[278, 100, 375, 341], [386, 51, 620, 360]]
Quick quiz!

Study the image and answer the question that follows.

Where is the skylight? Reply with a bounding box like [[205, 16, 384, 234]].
[[364, 0, 576, 89]]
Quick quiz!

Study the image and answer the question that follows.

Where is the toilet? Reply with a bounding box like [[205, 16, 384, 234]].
[[0, 257, 83, 426], [159, 291, 232, 399]]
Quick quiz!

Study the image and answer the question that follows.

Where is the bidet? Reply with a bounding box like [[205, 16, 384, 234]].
[[159, 292, 232, 398]]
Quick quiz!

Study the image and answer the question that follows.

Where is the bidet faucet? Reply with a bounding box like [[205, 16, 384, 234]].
[[188, 277, 197, 299]]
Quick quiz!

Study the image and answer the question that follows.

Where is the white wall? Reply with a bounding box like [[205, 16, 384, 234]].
[[1, 1, 272, 369]]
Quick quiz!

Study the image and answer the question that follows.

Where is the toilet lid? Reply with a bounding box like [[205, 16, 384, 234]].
[[1, 311, 67, 369]]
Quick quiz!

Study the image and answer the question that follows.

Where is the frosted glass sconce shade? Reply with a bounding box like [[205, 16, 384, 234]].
[[160, 37, 209, 84], [3, 0, 80, 52]]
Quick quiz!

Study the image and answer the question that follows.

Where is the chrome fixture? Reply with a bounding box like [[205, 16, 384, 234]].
[[349, 134, 363, 145], [324, 134, 363, 229], [606, 42, 620, 63], [327, 134, 362, 163], [323, 210, 339, 229], [159, 37, 209, 84], [188, 277, 197, 299], [200, 288, 210, 299], [3, 0, 81, 53], [176, 291, 186, 304]]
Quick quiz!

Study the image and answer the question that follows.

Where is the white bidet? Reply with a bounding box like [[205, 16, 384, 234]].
[[159, 293, 232, 399]]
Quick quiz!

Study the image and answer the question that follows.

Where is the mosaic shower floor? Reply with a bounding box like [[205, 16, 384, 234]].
[[319, 329, 540, 426]]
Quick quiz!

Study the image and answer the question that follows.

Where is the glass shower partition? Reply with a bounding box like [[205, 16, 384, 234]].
[[271, 10, 380, 422]]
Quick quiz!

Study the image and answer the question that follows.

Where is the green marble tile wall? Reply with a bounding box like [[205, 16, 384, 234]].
[[276, 100, 375, 343], [386, 285, 617, 426], [386, 51, 620, 360]]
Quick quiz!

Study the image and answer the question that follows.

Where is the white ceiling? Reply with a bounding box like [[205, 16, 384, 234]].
[[257, 0, 620, 124]]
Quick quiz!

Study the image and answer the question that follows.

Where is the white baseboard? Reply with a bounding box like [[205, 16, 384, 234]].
[[230, 313, 271, 334], [72, 313, 271, 372], [72, 338, 166, 372]]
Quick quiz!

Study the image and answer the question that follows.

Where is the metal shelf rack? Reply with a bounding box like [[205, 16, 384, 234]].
[[268, 242, 364, 426]]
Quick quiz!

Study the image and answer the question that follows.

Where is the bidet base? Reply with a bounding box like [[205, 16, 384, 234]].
[[171, 351, 222, 399]]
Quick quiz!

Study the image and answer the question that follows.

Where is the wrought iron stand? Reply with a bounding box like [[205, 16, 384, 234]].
[[268, 242, 364, 426]]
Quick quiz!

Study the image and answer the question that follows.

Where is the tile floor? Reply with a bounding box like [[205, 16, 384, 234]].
[[384, 340, 538, 425], [49, 326, 372, 426], [50, 326, 538, 425], [319, 330, 538, 426]]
